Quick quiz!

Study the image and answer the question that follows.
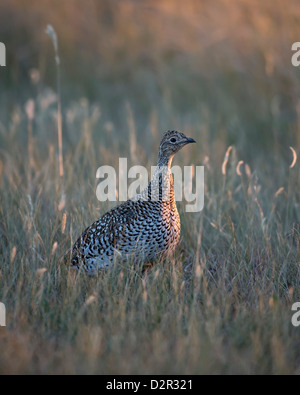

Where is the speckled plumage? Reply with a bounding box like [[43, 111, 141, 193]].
[[70, 130, 196, 274]]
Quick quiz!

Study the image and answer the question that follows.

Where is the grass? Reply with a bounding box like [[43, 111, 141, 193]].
[[0, 0, 300, 375]]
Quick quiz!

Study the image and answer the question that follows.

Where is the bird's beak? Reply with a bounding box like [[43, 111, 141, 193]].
[[186, 137, 196, 144]]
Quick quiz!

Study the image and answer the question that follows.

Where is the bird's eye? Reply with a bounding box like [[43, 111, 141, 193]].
[[170, 138, 177, 143]]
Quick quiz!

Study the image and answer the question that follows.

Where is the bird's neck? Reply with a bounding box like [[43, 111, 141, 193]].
[[133, 155, 176, 204], [146, 156, 176, 203], [157, 153, 174, 168]]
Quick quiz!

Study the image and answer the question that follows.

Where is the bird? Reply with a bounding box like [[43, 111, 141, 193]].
[[70, 130, 196, 274]]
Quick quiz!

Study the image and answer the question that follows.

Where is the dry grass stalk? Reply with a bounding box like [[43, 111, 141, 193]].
[[46, 25, 64, 181], [289, 147, 297, 169], [275, 187, 285, 197], [222, 146, 232, 175], [126, 102, 138, 163], [61, 213, 67, 234], [10, 246, 17, 264], [25, 99, 35, 189], [36, 268, 47, 276], [236, 160, 244, 176]]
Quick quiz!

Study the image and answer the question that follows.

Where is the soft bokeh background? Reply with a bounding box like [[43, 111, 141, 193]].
[[0, 0, 300, 375], [2, 0, 300, 157]]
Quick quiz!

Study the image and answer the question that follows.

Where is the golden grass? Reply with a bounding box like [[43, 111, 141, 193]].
[[0, 0, 300, 375]]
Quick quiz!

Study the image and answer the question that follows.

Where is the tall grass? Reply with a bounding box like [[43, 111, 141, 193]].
[[0, 0, 300, 374]]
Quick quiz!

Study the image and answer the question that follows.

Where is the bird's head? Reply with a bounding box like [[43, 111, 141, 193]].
[[158, 130, 196, 167]]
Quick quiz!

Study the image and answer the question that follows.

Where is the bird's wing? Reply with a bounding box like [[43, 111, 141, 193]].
[[71, 200, 139, 266]]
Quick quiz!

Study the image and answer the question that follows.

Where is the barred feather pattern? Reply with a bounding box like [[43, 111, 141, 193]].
[[70, 130, 195, 274]]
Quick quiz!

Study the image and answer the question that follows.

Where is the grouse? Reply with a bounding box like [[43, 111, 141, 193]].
[[70, 130, 196, 274]]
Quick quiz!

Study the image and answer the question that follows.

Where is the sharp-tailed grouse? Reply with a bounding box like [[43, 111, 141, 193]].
[[70, 130, 196, 274]]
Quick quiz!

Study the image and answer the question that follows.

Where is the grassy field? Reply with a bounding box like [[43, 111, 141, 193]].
[[0, 0, 300, 374]]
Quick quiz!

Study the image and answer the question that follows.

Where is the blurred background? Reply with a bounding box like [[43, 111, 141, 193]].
[[1, 0, 300, 375], [1, 0, 300, 162]]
